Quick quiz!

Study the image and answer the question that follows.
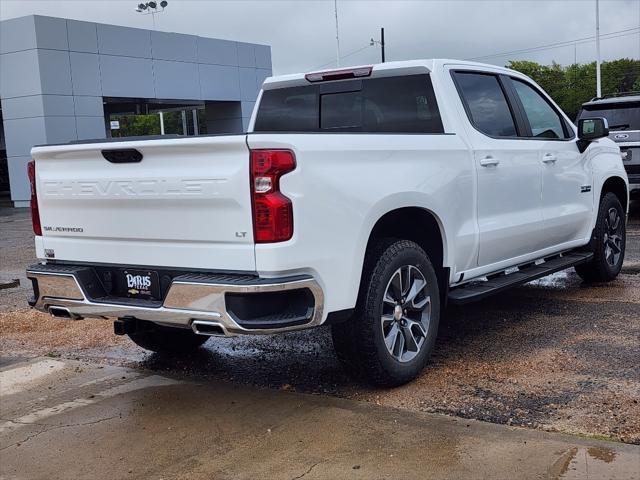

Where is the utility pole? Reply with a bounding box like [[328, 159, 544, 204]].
[[370, 27, 386, 63], [334, 0, 341, 67], [595, 0, 602, 98]]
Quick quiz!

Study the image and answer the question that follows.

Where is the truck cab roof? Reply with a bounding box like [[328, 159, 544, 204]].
[[262, 59, 520, 90]]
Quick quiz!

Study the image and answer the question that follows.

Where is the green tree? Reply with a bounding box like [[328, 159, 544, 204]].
[[111, 114, 160, 137], [110, 110, 208, 137], [507, 58, 640, 120]]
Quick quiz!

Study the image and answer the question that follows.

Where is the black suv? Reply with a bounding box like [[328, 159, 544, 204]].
[[577, 92, 640, 197]]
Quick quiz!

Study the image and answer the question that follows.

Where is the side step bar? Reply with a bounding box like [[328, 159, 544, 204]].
[[448, 252, 593, 305]]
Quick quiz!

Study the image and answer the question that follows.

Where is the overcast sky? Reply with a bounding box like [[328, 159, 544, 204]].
[[1, 0, 639, 74]]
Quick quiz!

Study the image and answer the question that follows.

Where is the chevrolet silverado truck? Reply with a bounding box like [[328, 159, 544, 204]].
[[27, 59, 628, 386]]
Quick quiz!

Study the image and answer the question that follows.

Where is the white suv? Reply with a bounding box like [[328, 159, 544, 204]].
[[27, 60, 628, 386]]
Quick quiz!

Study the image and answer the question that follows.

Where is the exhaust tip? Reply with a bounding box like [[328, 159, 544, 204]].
[[191, 320, 226, 336], [48, 306, 72, 319]]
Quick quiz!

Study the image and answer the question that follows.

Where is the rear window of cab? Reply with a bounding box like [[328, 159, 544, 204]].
[[254, 74, 444, 134]]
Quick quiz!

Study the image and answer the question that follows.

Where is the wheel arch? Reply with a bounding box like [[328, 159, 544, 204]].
[[600, 176, 628, 213], [360, 206, 449, 299]]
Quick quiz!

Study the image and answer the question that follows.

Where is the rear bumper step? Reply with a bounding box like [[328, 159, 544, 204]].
[[447, 252, 593, 305], [27, 264, 324, 336]]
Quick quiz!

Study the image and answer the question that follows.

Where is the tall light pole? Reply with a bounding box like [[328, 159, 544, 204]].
[[334, 0, 341, 67], [595, 0, 602, 98], [135, 1, 168, 30]]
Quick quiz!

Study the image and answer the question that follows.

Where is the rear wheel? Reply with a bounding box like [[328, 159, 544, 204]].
[[332, 239, 440, 387], [128, 322, 209, 353], [575, 192, 626, 283]]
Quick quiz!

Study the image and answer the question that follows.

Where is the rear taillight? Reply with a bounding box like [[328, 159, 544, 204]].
[[250, 149, 296, 243], [27, 160, 42, 236]]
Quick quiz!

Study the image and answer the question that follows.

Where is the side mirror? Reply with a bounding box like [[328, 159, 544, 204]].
[[577, 117, 609, 152]]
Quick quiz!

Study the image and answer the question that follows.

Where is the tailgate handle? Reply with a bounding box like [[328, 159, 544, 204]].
[[101, 149, 143, 164]]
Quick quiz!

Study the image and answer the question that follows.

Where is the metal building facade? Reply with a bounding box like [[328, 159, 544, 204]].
[[0, 15, 272, 206]]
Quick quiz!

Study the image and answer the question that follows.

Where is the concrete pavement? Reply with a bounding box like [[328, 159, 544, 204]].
[[1, 357, 638, 480]]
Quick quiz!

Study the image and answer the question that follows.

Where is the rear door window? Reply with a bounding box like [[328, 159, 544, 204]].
[[254, 74, 444, 133], [453, 72, 518, 138]]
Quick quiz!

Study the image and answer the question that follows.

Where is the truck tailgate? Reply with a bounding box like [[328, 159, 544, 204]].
[[31, 135, 255, 271]]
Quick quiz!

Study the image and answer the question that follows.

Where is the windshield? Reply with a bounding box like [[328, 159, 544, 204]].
[[577, 101, 640, 131]]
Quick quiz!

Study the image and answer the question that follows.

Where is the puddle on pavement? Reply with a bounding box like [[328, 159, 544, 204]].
[[587, 446, 617, 463], [548, 445, 629, 479], [202, 329, 330, 359], [527, 271, 573, 289]]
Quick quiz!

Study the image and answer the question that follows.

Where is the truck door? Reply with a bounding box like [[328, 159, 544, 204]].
[[508, 78, 593, 246], [452, 70, 547, 268]]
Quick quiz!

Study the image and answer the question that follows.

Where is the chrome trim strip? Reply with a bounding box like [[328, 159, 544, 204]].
[[27, 269, 324, 336], [35, 273, 84, 301]]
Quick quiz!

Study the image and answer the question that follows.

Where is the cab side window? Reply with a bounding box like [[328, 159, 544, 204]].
[[511, 79, 570, 139], [453, 72, 518, 138]]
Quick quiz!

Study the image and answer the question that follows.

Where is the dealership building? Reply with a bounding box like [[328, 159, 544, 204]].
[[0, 15, 272, 207]]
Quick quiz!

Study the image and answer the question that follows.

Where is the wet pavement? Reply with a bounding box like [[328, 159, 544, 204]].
[[1, 202, 639, 476], [1, 357, 639, 480], [0, 208, 34, 312]]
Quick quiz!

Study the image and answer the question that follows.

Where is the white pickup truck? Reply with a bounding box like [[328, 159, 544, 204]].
[[27, 59, 628, 386]]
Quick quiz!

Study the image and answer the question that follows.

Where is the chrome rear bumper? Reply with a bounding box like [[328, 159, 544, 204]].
[[27, 264, 324, 336]]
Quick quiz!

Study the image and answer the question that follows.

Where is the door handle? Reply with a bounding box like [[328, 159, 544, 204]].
[[542, 153, 557, 164], [480, 156, 500, 167]]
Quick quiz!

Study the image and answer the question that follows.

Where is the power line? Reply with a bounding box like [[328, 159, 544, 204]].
[[307, 27, 639, 74], [468, 26, 640, 61], [572, 30, 640, 47], [469, 27, 639, 60], [312, 44, 371, 70], [469, 28, 639, 61]]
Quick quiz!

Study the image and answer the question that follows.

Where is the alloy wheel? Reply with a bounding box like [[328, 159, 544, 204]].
[[603, 207, 623, 267], [381, 265, 431, 363]]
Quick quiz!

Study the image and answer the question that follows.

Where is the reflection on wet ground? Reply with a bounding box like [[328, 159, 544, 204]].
[[3, 357, 638, 480], [547, 444, 640, 480]]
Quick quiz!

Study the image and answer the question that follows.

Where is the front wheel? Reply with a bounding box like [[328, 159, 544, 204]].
[[332, 239, 440, 387], [575, 192, 626, 283]]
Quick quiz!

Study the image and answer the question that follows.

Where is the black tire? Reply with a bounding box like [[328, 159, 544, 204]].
[[332, 239, 440, 387], [128, 322, 209, 353], [575, 192, 626, 283]]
